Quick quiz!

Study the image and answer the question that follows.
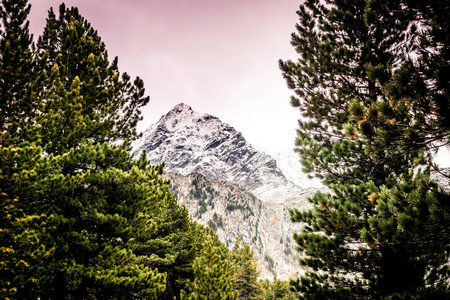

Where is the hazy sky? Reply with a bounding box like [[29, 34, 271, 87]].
[[27, 0, 303, 155]]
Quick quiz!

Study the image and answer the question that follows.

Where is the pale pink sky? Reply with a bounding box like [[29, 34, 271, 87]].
[[28, 0, 303, 155]]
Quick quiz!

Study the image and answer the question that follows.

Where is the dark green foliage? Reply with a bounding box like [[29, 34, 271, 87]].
[[193, 188, 202, 199], [2, 133, 168, 299], [208, 219, 217, 232], [226, 201, 254, 217], [197, 199, 207, 217], [226, 203, 239, 211], [261, 278, 297, 300], [280, 0, 450, 298], [280, 0, 418, 186], [213, 212, 224, 228], [35, 4, 149, 151], [132, 174, 198, 300], [181, 237, 238, 300], [36, 149, 168, 299], [230, 239, 264, 300], [208, 213, 224, 232], [0, 0, 34, 142], [379, 0, 450, 149], [189, 174, 218, 215], [264, 255, 275, 272]]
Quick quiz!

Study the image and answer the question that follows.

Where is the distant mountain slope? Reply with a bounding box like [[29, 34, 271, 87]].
[[133, 103, 304, 202], [272, 150, 323, 189], [166, 172, 315, 279]]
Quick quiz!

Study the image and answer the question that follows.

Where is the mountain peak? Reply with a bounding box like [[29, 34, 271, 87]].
[[170, 102, 193, 114], [159, 103, 221, 133], [134, 104, 303, 201], [164, 103, 194, 124]]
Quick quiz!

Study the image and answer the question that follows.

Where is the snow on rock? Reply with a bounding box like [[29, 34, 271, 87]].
[[134, 103, 308, 203], [272, 150, 323, 189]]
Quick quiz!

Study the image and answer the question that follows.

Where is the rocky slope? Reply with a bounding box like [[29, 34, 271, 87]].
[[133, 103, 304, 202], [166, 172, 315, 279]]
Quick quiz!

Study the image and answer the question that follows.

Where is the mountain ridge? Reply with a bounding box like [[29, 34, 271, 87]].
[[133, 103, 305, 203]]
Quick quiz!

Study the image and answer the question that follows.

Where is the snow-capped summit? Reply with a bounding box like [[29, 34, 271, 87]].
[[134, 103, 306, 202], [162, 103, 225, 133]]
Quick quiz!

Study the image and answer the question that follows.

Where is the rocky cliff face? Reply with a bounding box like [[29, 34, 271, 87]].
[[166, 172, 315, 279], [133, 103, 303, 202]]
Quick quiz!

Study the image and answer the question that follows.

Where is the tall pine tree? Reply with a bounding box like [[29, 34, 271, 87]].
[[230, 238, 263, 300], [280, 0, 450, 298], [0, 0, 34, 142], [33, 3, 148, 154], [181, 236, 238, 300], [0, 1, 51, 297], [0, 2, 221, 298]]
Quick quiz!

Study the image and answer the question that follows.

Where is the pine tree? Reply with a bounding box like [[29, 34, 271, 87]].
[[0, 1, 50, 297], [0, 0, 34, 142], [260, 278, 297, 300], [0, 2, 228, 298], [230, 238, 264, 300], [132, 173, 199, 300], [280, 0, 450, 298], [181, 236, 238, 300], [35, 4, 149, 152]]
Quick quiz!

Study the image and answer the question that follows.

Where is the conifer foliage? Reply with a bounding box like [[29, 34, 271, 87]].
[[181, 237, 238, 300], [260, 277, 297, 300], [280, 0, 450, 299], [230, 238, 263, 300], [0, 0, 34, 139], [35, 4, 148, 148]]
